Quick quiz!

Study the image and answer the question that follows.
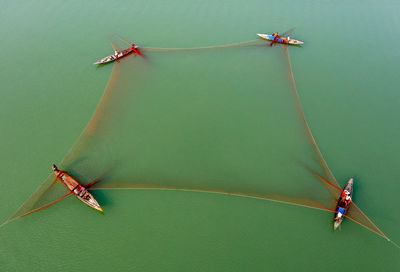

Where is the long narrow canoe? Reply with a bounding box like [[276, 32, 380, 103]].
[[52, 165, 103, 212], [257, 34, 304, 45], [334, 177, 354, 229], [94, 46, 139, 65]]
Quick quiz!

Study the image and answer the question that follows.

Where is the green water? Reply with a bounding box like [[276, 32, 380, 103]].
[[1, 0, 399, 271]]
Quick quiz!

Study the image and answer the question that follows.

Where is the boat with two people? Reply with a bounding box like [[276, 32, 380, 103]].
[[333, 177, 354, 230], [257, 30, 304, 46]]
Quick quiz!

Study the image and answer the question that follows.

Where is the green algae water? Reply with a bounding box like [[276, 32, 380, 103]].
[[1, 0, 399, 271]]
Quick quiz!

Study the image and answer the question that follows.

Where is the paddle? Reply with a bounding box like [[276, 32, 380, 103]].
[[110, 40, 118, 52], [109, 40, 120, 60]]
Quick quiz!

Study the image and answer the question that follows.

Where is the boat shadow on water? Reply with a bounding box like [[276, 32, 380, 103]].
[[88, 189, 111, 211]]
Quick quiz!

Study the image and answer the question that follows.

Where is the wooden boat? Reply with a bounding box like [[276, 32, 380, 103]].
[[334, 177, 354, 230], [52, 165, 103, 212], [257, 34, 304, 45], [94, 44, 141, 65]]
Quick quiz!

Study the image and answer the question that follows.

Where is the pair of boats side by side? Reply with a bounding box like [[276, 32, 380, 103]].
[[93, 33, 304, 65]]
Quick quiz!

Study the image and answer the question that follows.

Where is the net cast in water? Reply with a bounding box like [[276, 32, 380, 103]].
[[6, 40, 393, 244]]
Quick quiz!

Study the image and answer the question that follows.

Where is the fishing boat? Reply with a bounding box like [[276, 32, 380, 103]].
[[334, 177, 354, 230], [52, 165, 103, 212], [94, 43, 141, 65], [257, 33, 304, 45]]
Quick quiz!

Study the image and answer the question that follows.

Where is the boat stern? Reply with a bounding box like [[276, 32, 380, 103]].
[[96, 206, 103, 213], [82, 193, 104, 213], [94, 200, 103, 213], [333, 220, 341, 230], [86, 197, 103, 212]]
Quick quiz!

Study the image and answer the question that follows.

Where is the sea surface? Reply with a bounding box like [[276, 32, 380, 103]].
[[1, 0, 399, 271]]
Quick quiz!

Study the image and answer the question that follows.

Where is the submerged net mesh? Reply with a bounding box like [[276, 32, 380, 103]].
[[6, 41, 390, 242]]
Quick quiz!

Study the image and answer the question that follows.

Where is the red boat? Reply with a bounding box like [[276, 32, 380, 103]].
[[52, 165, 103, 212], [94, 42, 141, 65]]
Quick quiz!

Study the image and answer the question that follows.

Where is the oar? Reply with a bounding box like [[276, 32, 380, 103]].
[[110, 40, 119, 59], [109, 40, 117, 51], [116, 34, 133, 47]]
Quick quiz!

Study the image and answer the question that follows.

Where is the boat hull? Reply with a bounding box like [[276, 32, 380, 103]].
[[333, 178, 354, 229], [257, 34, 304, 45], [52, 165, 103, 212]]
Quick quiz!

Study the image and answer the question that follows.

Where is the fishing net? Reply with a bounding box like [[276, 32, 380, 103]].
[[6, 41, 390, 242]]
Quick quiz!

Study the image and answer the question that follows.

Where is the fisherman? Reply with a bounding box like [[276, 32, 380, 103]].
[[272, 32, 280, 41], [338, 190, 351, 207], [344, 190, 352, 206], [74, 186, 86, 197], [270, 32, 281, 46], [335, 207, 345, 220]]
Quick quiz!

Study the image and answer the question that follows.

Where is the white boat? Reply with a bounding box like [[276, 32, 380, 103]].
[[257, 33, 304, 45]]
